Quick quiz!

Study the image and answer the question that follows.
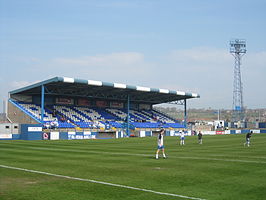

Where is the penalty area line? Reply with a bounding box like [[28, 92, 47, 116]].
[[0, 164, 205, 200]]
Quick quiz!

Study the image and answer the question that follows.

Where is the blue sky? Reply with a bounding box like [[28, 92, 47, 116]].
[[1, 0, 266, 111]]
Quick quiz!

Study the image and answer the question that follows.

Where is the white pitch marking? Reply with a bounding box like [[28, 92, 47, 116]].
[[0, 164, 205, 200]]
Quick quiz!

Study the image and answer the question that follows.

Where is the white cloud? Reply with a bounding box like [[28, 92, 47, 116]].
[[49, 52, 153, 86], [2, 48, 265, 109], [164, 47, 233, 87], [169, 47, 231, 64], [161, 47, 266, 109], [245, 51, 266, 70]]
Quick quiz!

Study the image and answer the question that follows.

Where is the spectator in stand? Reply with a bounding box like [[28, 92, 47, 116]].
[[52, 109, 57, 117], [60, 116, 66, 122], [50, 118, 59, 129], [44, 122, 50, 129]]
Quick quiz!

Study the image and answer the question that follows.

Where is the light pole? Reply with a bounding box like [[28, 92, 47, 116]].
[[230, 39, 246, 122]]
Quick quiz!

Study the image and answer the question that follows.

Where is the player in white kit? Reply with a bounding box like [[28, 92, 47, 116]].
[[180, 130, 185, 145], [156, 129, 167, 159]]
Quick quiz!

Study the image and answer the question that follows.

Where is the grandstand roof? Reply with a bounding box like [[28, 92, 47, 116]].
[[9, 77, 200, 104]]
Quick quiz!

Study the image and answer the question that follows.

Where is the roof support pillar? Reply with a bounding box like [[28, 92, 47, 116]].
[[184, 99, 187, 128], [127, 94, 130, 136], [41, 85, 45, 123]]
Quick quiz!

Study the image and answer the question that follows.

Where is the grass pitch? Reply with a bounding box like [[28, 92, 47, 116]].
[[0, 134, 266, 200]]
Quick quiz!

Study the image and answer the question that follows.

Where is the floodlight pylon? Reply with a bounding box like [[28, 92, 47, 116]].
[[230, 39, 246, 122]]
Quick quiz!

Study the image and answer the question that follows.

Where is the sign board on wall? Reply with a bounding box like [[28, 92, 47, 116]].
[[251, 129, 260, 134], [68, 132, 96, 140], [202, 131, 216, 135], [140, 131, 146, 137], [110, 102, 124, 108], [224, 130, 231, 135], [84, 131, 96, 139], [68, 132, 76, 140], [50, 132, 59, 140], [216, 131, 224, 135], [75, 132, 84, 139], [42, 132, 50, 140], [0, 134, 12, 139], [78, 98, 90, 106], [28, 127, 42, 132], [96, 101, 107, 107], [56, 97, 74, 105]]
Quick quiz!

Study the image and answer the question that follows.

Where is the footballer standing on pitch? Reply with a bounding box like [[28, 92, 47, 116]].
[[198, 131, 203, 144], [244, 131, 253, 147], [155, 129, 167, 159]]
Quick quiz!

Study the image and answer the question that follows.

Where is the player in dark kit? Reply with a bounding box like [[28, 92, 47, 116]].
[[198, 131, 203, 144], [244, 131, 253, 147]]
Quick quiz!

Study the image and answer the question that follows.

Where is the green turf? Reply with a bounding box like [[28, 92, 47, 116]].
[[0, 134, 266, 200]]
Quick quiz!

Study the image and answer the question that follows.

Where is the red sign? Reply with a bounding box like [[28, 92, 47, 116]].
[[216, 131, 224, 135]]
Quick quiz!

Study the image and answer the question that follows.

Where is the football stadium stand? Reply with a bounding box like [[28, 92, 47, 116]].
[[10, 101, 183, 129], [6, 77, 200, 139]]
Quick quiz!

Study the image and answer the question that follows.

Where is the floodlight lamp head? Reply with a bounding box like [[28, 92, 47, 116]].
[[230, 39, 246, 54]]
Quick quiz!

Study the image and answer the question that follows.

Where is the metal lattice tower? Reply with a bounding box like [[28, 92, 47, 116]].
[[230, 39, 246, 122]]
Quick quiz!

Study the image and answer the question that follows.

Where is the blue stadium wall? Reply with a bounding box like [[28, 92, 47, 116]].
[[258, 122, 266, 128], [1, 124, 266, 140]]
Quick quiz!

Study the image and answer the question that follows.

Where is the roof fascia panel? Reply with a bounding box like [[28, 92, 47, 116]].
[[9, 77, 60, 95]]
